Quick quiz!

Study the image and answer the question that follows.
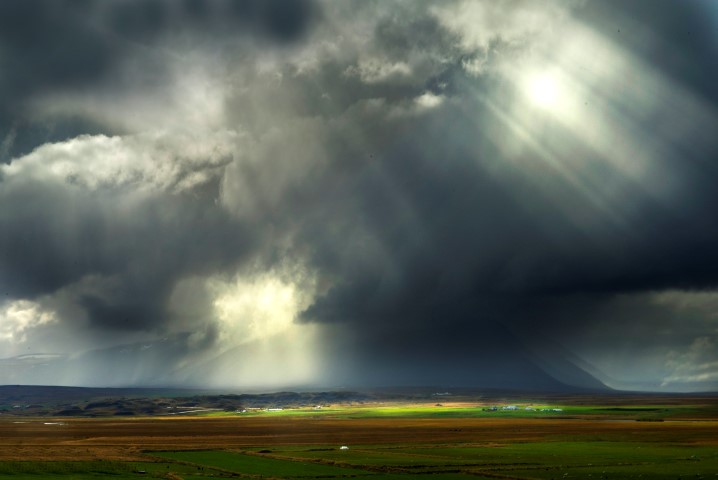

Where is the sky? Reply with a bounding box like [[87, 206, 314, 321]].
[[1, 0, 718, 392]]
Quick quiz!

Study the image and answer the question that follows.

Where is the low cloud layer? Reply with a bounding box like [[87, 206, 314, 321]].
[[1, 0, 718, 391]]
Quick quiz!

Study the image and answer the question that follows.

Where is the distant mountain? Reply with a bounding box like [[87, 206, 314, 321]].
[[0, 384, 182, 406], [0, 384, 370, 417]]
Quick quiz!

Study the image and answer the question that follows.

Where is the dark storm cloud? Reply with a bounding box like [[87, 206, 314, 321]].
[[2, 0, 718, 390], [574, 0, 718, 107], [0, 117, 244, 337], [285, 0, 718, 387], [0, 0, 318, 161], [0, 172, 254, 333], [298, 97, 714, 323], [0, 1, 115, 94], [230, 0, 718, 388], [0, 0, 118, 160], [107, 0, 318, 44]]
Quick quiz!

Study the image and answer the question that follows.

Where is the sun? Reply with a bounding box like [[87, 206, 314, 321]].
[[525, 72, 560, 109]]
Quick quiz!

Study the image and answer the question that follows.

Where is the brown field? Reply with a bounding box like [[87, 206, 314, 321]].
[[2, 415, 717, 462]]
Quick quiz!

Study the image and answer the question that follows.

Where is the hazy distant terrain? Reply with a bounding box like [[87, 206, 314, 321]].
[[0, 385, 369, 417], [1, 385, 715, 418]]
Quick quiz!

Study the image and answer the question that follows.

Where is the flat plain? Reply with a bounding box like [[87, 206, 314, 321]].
[[1, 395, 717, 479]]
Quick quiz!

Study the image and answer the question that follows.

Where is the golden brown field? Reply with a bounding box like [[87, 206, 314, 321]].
[[2, 414, 717, 462]]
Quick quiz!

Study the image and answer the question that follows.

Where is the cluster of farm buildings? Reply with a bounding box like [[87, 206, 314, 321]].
[[482, 405, 563, 412]]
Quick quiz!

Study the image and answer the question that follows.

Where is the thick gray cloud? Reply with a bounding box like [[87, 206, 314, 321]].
[[0, 0, 318, 162], [1, 0, 717, 391]]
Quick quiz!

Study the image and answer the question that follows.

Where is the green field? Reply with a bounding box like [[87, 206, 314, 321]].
[[2, 402, 716, 479], [152, 450, 373, 476], [149, 449, 502, 478], [202, 403, 715, 421], [251, 442, 718, 477], [0, 461, 202, 479], [3, 441, 715, 479]]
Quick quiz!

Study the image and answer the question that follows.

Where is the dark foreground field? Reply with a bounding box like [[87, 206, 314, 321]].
[[0, 396, 717, 479]]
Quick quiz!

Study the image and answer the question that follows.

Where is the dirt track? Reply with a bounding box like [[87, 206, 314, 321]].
[[2, 416, 717, 461]]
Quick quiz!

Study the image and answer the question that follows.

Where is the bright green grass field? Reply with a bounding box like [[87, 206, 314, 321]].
[[152, 450, 374, 477], [204, 403, 710, 421], [150, 450, 504, 479], [2, 442, 717, 479], [0, 461, 187, 479], [258, 442, 718, 478], [273, 448, 471, 466]]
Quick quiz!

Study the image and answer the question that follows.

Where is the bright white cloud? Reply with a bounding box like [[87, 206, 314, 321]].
[[171, 265, 324, 387], [415, 92, 444, 110], [2, 130, 237, 194], [432, 0, 571, 52], [209, 269, 316, 345], [0, 300, 57, 344], [344, 59, 412, 84]]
